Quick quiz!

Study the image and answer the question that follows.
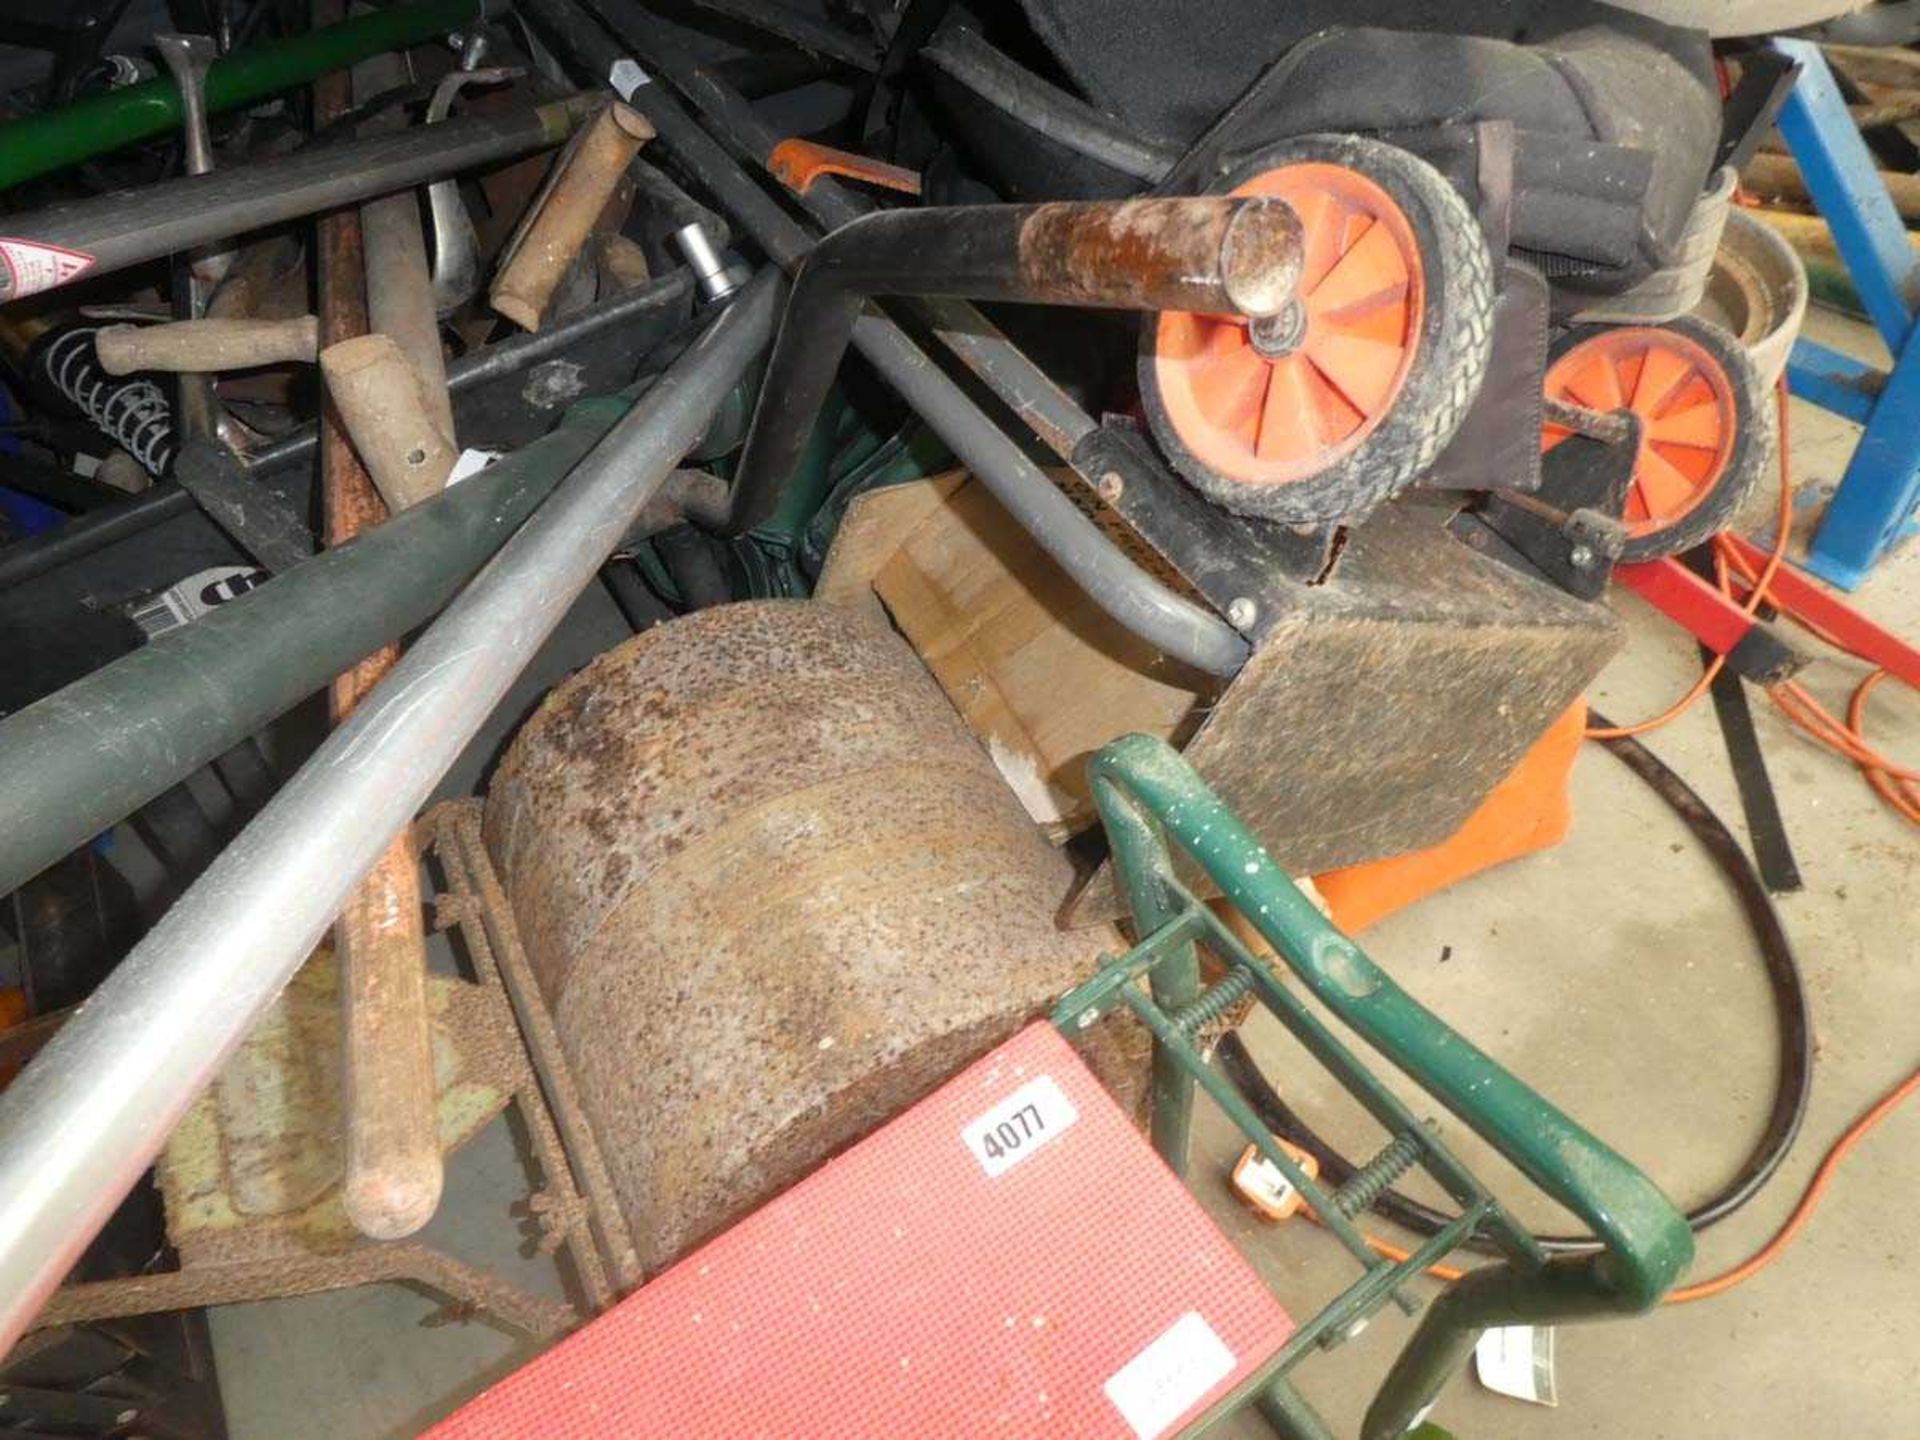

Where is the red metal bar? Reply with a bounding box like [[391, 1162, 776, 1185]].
[[1614, 559, 1808, 683], [1720, 534, 1920, 689], [1615, 559, 1753, 654]]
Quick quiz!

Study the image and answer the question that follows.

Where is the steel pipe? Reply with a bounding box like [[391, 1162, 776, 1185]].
[[0, 0, 481, 193], [0, 96, 593, 303], [521, 0, 1250, 676], [726, 196, 1302, 534], [0, 272, 778, 1353], [579, 0, 1101, 451], [0, 385, 641, 900]]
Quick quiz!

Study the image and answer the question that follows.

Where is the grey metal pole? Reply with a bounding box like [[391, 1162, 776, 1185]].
[[0, 96, 594, 303], [0, 385, 639, 900], [0, 272, 779, 1353]]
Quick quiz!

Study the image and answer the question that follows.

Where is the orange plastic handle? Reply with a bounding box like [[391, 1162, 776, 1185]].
[[768, 139, 922, 197]]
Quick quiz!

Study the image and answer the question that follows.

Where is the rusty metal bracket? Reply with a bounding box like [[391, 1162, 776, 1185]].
[[430, 801, 644, 1294], [26, 807, 637, 1341], [768, 138, 921, 196]]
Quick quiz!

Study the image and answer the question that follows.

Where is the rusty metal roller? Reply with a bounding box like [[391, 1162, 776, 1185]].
[[483, 600, 1138, 1270]]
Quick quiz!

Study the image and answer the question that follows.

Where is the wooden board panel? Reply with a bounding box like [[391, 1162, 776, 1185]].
[[823, 475, 1211, 837]]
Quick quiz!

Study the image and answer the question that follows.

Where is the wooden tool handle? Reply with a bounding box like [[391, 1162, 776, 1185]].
[[338, 833, 443, 1240], [94, 315, 320, 374], [491, 101, 653, 332], [319, 332, 458, 512]]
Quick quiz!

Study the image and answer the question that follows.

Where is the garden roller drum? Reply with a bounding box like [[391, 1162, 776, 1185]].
[[482, 601, 1141, 1271]]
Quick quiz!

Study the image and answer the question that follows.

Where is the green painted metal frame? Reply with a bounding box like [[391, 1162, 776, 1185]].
[[0, 0, 480, 193], [1051, 734, 1693, 1439]]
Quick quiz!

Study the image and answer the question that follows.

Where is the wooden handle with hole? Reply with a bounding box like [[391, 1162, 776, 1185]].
[[491, 101, 654, 331], [319, 333, 457, 512]]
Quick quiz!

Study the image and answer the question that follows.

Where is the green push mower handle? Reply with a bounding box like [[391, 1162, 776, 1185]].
[[1084, 735, 1693, 1436]]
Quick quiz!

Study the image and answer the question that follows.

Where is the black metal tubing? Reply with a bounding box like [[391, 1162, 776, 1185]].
[[726, 196, 1299, 535], [0, 488, 196, 593], [0, 96, 593, 303], [920, 28, 1178, 183], [677, 0, 879, 72], [0, 272, 699, 594], [585, 0, 1105, 453], [0, 453, 126, 513], [249, 267, 697, 474], [522, 0, 1251, 676]]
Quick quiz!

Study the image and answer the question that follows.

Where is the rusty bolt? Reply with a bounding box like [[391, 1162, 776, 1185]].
[[430, 892, 474, 933], [1096, 471, 1125, 503]]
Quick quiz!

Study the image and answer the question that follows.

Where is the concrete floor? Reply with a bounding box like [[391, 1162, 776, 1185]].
[[211, 308, 1919, 1438]]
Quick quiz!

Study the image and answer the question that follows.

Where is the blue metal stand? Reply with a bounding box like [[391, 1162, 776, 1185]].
[[1776, 37, 1920, 589]]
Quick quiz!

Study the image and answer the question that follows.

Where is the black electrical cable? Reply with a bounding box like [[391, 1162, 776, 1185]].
[[1217, 713, 1814, 1257]]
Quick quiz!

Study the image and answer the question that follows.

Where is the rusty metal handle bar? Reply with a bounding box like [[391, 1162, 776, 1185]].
[[723, 196, 1302, 539], [517, 0, 1254, 678]]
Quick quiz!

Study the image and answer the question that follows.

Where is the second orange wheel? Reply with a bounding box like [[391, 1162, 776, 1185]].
[[1542, 317, 1767, 562]]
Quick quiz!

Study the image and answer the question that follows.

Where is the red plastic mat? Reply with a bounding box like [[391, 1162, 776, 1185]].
[[429, 1022, 1294, 1438]]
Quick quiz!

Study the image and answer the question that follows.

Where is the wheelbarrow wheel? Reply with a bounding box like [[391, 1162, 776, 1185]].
[[1140, 133, 1495, 524], [1543, 315, 1772, 562]]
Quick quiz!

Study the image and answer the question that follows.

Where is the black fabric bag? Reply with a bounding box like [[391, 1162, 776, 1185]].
[[924, 0, 1721, 294]]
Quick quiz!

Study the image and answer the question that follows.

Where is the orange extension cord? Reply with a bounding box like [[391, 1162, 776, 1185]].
[[1315, 384, 1920, 1298], [1583, 378, 1918, 825]]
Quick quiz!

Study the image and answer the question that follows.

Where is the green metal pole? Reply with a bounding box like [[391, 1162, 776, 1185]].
[[0, 0, 479, 193], [0, 392, 631, 899], [1253, 1379, 1339, 1440]]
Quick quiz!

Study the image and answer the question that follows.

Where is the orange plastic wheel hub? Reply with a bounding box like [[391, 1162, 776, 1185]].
[[1541, 327, 1738, 537], [1151, 162, 1425, 487]]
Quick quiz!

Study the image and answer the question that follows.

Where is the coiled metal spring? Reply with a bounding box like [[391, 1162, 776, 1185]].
[[1331, 1129, 1426, 1218], [39, 326, 175, 476]]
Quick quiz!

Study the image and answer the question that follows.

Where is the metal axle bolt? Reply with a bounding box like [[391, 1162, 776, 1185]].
[[1227, 597, 1258, 629], [1249, 299, 1308, 358]]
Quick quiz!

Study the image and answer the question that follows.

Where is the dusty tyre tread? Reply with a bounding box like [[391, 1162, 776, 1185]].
[[1141, 133, 1496, 525]]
